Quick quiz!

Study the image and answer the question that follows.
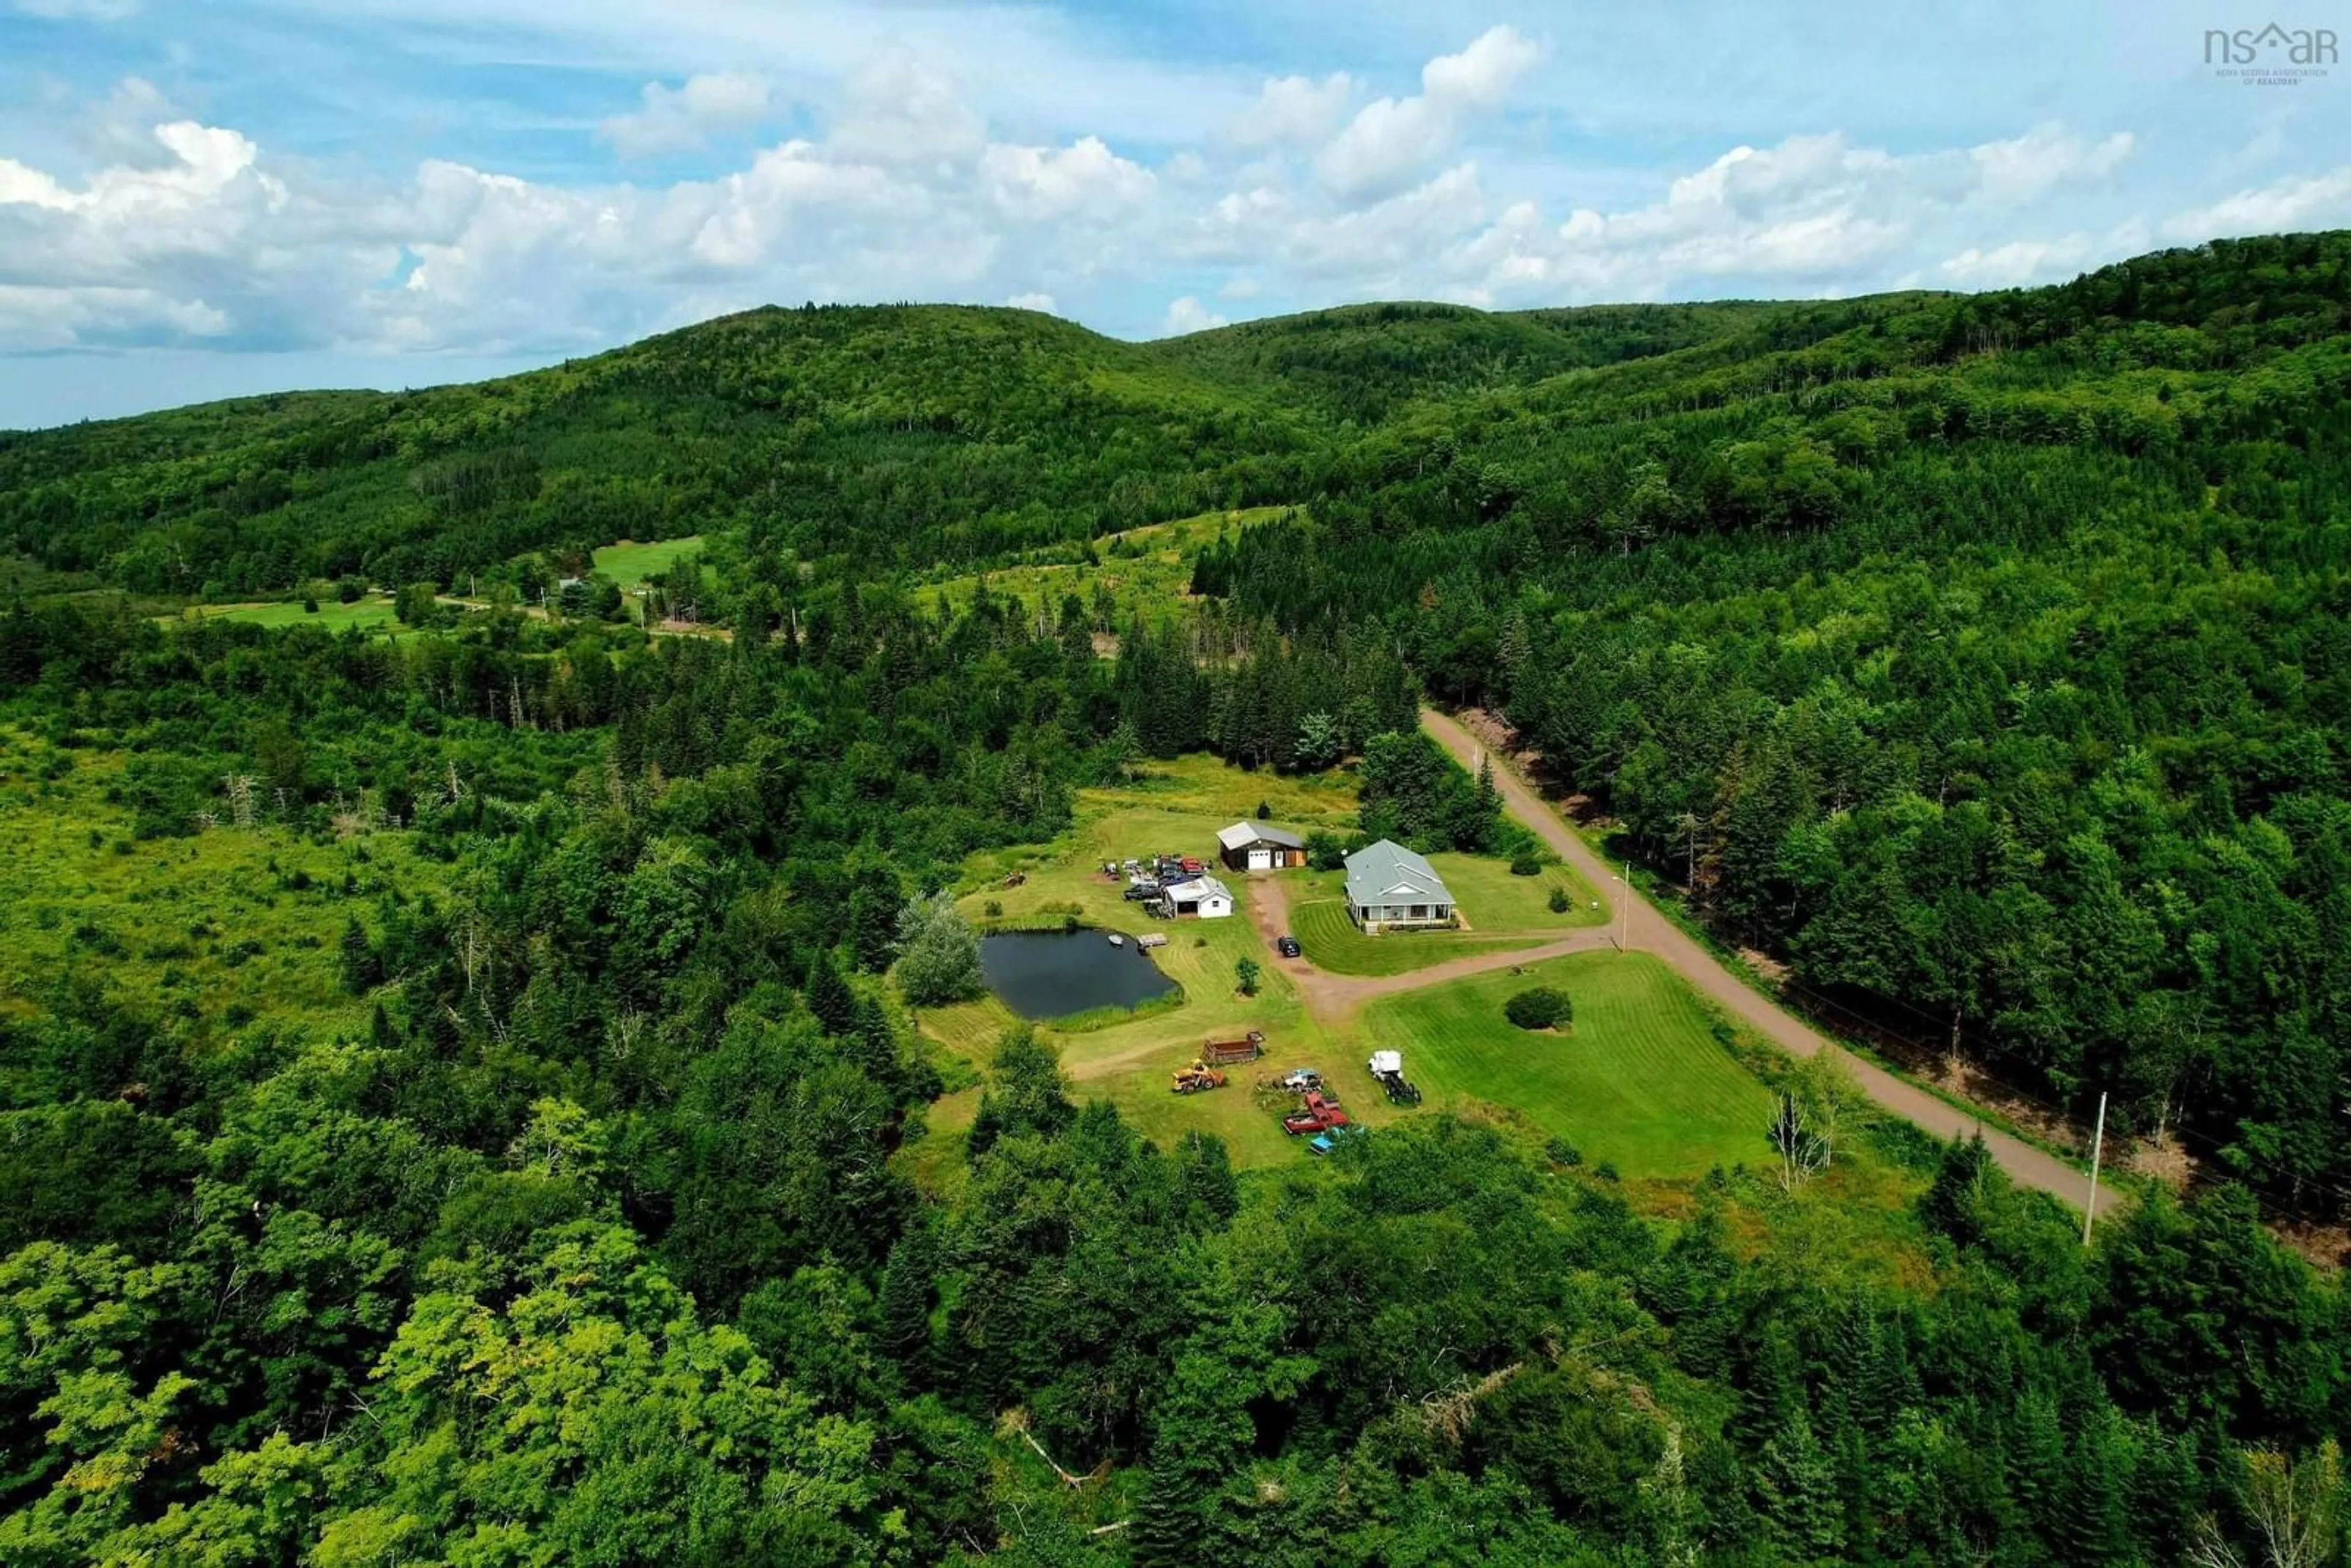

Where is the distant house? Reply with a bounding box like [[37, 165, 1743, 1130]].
[[1163, 874, 1235, 919], [1217, 820, 1308, 872], [1343, 841, 1455, 932]]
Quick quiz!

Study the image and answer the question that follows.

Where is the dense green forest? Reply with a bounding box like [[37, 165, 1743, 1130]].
[[5, 232, 2351, 1564]]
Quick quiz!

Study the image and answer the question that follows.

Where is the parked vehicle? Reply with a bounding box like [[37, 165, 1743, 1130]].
[[1201, 1031, 1265, 1066], [1278, 1068, 1322, 1092], [1123, 883, 1161, 901], [1275, 934, 1302, 958], [1307, 1133, 1337, 1155], [1368, 1049, 1423, 1106], [1171, 1062, 1227, 1094], [1281, 1091, 1351, 1136]]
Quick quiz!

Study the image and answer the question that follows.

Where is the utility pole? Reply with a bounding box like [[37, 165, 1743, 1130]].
[[2082, 1090, 2108, 1244]]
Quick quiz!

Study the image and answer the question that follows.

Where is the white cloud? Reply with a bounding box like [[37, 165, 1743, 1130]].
[[1420, 25, 1540, 110], [1314, 26, 1540, 202], [2164, 165, 2351, 241], [1234, 73, 1353, 147], [1318, 96, 1452, 201], [0, 283, 223, 351], [1970, 124, 2134, 206], [980, 135, 1152, 221], [1161, 294, 1226, 334], [599, 72, 773, 159], [1005, 291, 1057, 312], [1939, 233, 2094, 287], [830, 51, 984, 167]]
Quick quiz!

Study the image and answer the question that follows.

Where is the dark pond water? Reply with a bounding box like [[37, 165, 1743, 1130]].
[[980, 931, 1177, 1019]]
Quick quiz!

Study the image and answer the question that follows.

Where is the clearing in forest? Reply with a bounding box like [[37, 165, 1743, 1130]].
[[1361, 950, 1777, 1179], [591, 535, 705, 587], [915, 754, 1774, 1176]]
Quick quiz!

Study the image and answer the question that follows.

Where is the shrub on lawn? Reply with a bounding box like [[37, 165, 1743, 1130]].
[[1547, 886, 1570, 913], [1543, 1137, 1583, 1168], [1509, 852, 1542, 876], [1505, 986, 1572, 1030]]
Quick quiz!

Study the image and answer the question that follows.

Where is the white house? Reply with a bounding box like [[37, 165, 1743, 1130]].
[[1343, 840, 1455, 932], [1163, 874, 1235, 919]]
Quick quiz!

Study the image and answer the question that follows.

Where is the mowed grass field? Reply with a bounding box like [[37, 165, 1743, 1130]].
[[163, 596, 406, 635], [592, 535, 704, 587], [1360, 951, 1776, 1179], [1289, 899, 1539, 977], [1284, 853, 1603, 977], [920, 754, 1363, 1168]]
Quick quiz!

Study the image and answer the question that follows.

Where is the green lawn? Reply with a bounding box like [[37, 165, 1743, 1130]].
[[1281, 853, 1600, 977], [163, 597, 405, 635], [1426, 852, 1603, 929], [1289, 897, 1541, 977], [592, 536, 704, 587], [1360, 951, 1776, 1179]]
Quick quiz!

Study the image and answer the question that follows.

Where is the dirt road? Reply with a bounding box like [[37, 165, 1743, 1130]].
[[1419, 706, 2115, 1217]]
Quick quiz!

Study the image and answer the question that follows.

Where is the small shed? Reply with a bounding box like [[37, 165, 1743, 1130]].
[[1164, 874, 1235, 919], [1217, 820, 1308, 872]]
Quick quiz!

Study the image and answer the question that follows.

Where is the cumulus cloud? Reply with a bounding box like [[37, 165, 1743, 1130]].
[[600, 72, 773, 159], [1160, 295, 1226, 334], [1233, 73, 1354, 147], [1316, 26, 1539, 201], [2164, 165, 2351, 240], [1005, 291, 1057, 312], [1438, 122, 2145, 307], [980, 136, 1153, 221], [1420, 24, 1542, 109], [1970, 124, 2134, 206], [1940, 234, 2094, 287], [830, 51, 984, 168]]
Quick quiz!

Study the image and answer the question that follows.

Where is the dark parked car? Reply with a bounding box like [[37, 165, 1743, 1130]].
[[1275, 935, 1302, 958], [1123, 883, 1162, 901]]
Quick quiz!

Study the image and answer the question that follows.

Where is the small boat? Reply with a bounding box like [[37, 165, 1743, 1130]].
[[1108, 933, 1125, 947]]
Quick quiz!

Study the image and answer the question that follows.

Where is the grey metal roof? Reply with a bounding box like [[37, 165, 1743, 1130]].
[[1343, 839, 1451, 909], [1218, 820, 1307, 850]]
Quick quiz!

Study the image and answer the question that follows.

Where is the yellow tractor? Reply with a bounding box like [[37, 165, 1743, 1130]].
[[1170, 1061, 1228, 1095]]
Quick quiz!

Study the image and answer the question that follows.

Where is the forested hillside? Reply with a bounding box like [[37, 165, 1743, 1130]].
[[4, 232, 2351, 1565]]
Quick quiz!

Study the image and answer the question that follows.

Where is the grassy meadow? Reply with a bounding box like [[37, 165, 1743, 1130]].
[[1360, 950, 1777, 1179], [0, 728, 441, 1037], [591, 535, 705, 586], [163, 596, 407, 635], [909, 507, 1291, 623]]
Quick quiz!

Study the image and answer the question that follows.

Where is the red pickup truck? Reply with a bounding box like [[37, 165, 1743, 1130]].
[[1281, 1091, 1352, 1136]]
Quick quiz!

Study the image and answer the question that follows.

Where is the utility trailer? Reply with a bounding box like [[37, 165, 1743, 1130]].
[[1367, 1049, 1423, 1106], [1200, 1030, 1265, 1067]]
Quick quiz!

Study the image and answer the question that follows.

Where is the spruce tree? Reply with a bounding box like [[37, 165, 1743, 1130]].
[[874, 1226, 938, 1376], [804, 951, 857, 1036], [338, 915, 381, 995]]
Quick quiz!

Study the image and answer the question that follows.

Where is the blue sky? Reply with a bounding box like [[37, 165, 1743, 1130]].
[[1, 0, 2346, 427]]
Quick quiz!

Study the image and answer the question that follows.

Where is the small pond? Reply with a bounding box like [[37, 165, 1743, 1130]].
[[980, 930, 1177, 1019]]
